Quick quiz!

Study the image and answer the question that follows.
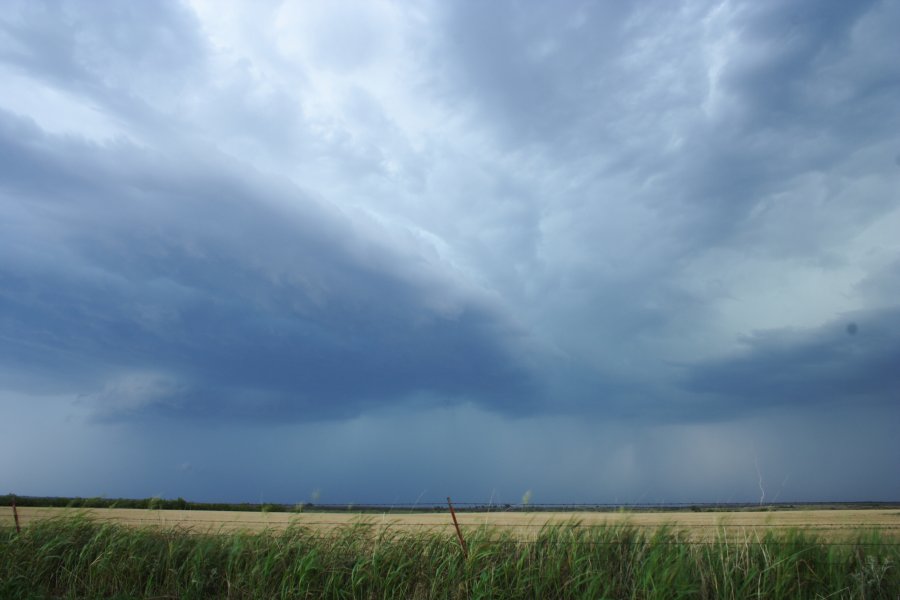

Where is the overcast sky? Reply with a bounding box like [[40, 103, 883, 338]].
[[2, 0, 899, 505]]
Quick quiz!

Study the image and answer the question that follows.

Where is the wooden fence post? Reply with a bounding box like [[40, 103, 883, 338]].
[[447, 497, 467, 559], [12, 495, 21, 534]]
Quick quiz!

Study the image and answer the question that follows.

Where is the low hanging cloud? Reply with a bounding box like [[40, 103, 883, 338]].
[[683, 309, 900, 410], [0, 110, 537, 421], [1, 0, 899, 502]]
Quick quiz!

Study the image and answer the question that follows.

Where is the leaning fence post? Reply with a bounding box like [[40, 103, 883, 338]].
[[447, 497, 468, 559], [11, 494, 21, 534]]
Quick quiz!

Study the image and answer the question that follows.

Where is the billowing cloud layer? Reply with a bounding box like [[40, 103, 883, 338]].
[[0, 110, 536, 420], [684, 309, 900, 410], [1, 0, 898, 501]]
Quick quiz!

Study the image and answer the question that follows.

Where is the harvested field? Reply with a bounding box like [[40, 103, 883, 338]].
[[5, 506, 899, 540]]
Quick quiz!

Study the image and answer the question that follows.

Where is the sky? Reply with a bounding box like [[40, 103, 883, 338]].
[[1, 0, 899, 505]]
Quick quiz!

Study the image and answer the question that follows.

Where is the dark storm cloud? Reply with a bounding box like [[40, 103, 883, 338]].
[[0, 110, 536, 421], [1, 0, 897, 425], [683, 308, 900, 408], [2, 0, 899, 503]]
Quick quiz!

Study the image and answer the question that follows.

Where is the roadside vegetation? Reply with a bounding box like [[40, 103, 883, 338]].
[[1, 515, 898, 599]]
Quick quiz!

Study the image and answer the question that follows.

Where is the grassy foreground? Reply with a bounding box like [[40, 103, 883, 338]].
[[1, 517, 898, 599]]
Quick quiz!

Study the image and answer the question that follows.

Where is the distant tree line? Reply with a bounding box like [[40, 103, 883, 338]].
[[2, 494, 460, 513], [2, 495, 506, 513], [5, 494, 895, 513], [3, 494, 281, 512]]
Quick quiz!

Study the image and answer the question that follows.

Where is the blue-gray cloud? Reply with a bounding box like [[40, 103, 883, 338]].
[[683, 309, 900, 411], [0, 110, 536, 421], [0, 0, 206, 126], [1, 0, 899, 502]]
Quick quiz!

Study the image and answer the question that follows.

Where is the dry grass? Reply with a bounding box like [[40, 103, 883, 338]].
[[5, 506, 899, 540]]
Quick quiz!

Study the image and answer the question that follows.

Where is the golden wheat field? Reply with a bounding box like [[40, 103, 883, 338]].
[[4, 506, 899, 541]]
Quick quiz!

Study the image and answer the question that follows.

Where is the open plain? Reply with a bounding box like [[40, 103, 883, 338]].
[[5, 506, 900, 598], [5, 506, 899, 541]]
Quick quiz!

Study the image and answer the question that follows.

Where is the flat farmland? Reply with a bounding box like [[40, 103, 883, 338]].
[[5, 506, 900, 597], [5, 506, 899, 540]]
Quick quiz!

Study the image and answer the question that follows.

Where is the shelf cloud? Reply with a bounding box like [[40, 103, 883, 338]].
[[1, 0, 898, 502]]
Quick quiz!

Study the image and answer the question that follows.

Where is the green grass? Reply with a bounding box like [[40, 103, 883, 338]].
[[1, 516, 897, 599]]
